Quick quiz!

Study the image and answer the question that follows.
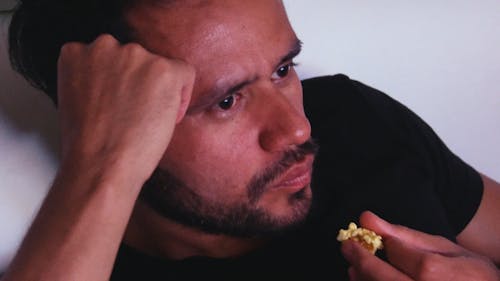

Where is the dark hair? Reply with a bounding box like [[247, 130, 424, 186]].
[[8, 0, 133, 104]]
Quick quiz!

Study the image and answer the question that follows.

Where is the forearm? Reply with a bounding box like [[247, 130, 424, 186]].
[[457, 174, 500, 264], [2, 162, 143, 281], [1, 34, 194, 281]]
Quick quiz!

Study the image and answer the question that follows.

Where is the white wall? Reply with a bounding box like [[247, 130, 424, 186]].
[[284, 0, 500, 181], [0, 14, 59, 270]]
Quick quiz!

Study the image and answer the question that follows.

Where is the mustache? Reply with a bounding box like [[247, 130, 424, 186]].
[[248, 138, 319, 203]]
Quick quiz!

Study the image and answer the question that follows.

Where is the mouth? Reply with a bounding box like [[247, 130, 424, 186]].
[[268, 155, 314, 191]]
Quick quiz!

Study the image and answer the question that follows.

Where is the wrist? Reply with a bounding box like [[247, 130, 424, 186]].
[[57, 151, 148, 197], [57, 144, 154, 194]]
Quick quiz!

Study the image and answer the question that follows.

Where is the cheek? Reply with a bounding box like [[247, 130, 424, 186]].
[[157, 118, 260, 197]]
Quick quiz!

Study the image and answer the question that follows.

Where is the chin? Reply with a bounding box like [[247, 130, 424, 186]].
[[262, 185, 313, 229]]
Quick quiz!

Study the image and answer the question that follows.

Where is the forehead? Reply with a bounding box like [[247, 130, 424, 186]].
[[126, 0, 292, 53], [125, 0, 297, 83], [126, 0, 298, 105]]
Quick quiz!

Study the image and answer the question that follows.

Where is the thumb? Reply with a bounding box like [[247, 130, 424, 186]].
[[359, 211, 463, 253], [172, 61, 196, 124], [358, 211, 394, 238]]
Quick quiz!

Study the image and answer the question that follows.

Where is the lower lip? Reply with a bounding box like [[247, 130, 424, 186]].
[[271, 169, 312, 192]]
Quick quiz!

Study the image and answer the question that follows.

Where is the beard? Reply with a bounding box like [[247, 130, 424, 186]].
[[139, 139, 319, 238]]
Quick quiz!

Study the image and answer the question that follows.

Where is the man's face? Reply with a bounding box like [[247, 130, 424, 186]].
[[126, 0, 316, 237]]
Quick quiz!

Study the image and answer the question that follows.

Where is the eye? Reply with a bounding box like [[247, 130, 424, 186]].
[[272, 62, 297, 80], [217, 95, 236, 110], [277, 64, 291, 78], [211, 92, 243, 116]]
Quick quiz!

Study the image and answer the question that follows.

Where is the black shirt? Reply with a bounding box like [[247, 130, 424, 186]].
[[111, 74, 483, 280]]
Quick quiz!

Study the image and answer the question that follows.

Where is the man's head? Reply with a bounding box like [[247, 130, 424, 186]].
[[10, 0, 317, 238]]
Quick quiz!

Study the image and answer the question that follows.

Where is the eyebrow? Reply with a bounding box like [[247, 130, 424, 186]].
[[187, 38, 303, 114], [275, 38, 302, 70], [187, 77, 258, 114], [222, 39, 302, 97]]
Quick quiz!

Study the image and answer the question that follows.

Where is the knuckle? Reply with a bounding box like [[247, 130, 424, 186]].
[[60, 42, 82, 56], [90, 34, 118, 50], [58, 42, 84, 66], [150, 57, 172, 74], [123, 42, 145, 56], [95, 34, 117, 44]]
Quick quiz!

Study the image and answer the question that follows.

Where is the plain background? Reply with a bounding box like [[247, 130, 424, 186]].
[[0, 0, 499, 271]]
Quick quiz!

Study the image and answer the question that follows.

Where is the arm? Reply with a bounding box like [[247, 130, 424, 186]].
[[341, 212, 499, 281], [456, 174, 500, 264], [1, 34, 195, 281]]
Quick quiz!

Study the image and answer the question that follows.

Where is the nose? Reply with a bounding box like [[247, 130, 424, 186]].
[[258, 88, 311, 152]]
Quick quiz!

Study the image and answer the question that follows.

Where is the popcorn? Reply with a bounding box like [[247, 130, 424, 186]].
[[337, 222, 383, 254]]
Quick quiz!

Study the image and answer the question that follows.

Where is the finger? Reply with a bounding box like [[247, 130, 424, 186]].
[[359, 211, 463, 253], [383, 236, 452, 280], [175, 63, 196, 123], [88, 34, 120, 49], [349, 270, 391, 281], [341, 240, 412, 281], [348, 266, 372, 281], [384, 237, 499, 281]]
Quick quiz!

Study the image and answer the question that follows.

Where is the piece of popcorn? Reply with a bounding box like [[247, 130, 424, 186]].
[[337, 222, 383, 254]]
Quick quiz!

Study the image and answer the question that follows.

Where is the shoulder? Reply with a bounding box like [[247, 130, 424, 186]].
[[303, 74, 483, 238], [301, 74, 412, 126], [301, 74, 446, 151], [301, 74, 419, 148]]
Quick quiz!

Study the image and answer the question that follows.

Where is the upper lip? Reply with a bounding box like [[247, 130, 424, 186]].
[[269, 155, 314, 188]]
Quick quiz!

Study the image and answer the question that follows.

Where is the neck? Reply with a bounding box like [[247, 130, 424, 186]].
[[123, 200, 267, 260]]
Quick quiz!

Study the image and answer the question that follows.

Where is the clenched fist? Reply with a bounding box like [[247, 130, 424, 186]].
[[57, 34, 195, 188]]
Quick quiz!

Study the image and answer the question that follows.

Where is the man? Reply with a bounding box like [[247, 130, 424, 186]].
[[3, 0, 499, 280]]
